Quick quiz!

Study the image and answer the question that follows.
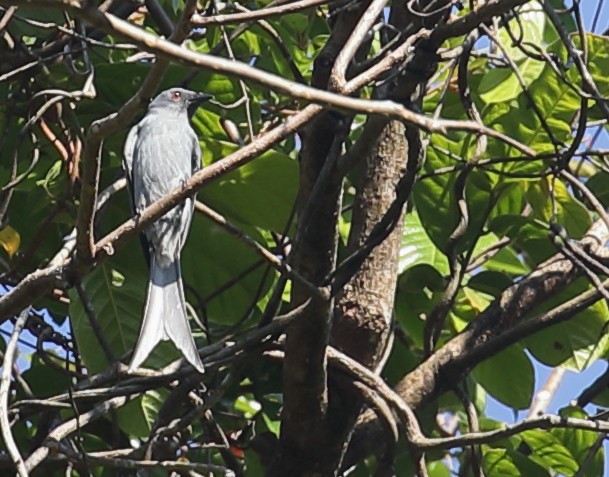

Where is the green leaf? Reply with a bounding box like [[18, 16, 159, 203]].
[[483, 447, 550, 477], [479, 57, 545, 104], [70, 241, 149, 374], [400, 212, 449, 275], [551, 407, 604, 477], [480, 36, 608, 168], [522, 429, 580, 476], [497, 1, 546, 62], [199, 151, 298, 232], [262, 412, 281, 437], [467, 270, 514, 297], [525, 281, 609, 370], [181, 214, 274, 325], [576, 35, 609, 98], [199, 73, 241, 105], [527, 180, 591, 238], [116, 389, 168, 438], [489, 215, 553, 265], [7, 7, 65, 37], [20, 355, 69, 398], [395, 265, 445, 348], [413, 138, 492, 253], [450, 288, 493, 332], [584, 172, 609, 208], [427, 460, 451, 477], [235, 395, 262, 419], [483, 448, 524, 477], [472, 231, 530, 275], [472, 345, 534, 409]]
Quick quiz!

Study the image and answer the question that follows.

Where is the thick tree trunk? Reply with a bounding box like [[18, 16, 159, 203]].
[[332, 120, 407, 369], [268, 3, 371, 475]]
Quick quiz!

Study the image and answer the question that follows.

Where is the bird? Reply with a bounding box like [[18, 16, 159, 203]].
[[123, 87, 212, 373]]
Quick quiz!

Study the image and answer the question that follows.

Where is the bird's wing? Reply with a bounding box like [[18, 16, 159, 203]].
[[176, 134, 201, 249], [123, 125, 139, 213], [124, 124, 152, 266], [191, 134, 202, 174]]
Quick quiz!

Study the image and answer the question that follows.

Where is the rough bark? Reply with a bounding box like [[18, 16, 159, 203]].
[[343, 223, 609, 466], [269, 3, 372, 475], [332, 120, 407, 369]]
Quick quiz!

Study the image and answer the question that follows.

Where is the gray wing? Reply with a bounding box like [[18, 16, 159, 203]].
[[123, 125, 139, 213], [124, 124, 152, 265], [178, 134, 201, 249], [192, 134, 202, 174]]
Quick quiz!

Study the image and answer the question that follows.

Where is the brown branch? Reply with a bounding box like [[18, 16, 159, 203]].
[[4, 0, 534, 155], [270, 3, 372, 473], [192, 0, 338, 27], [25, 395, 134, 472], [527, 368, 566, 418], [328, 346, 609, 452], [329, 0, 387, 91], [346, 217, 609, 464], [61, 447, 233, 476]]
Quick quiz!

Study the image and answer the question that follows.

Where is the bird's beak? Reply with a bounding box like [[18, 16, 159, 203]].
[[187, 93, 213, 118], [190, 93, 213, 105]]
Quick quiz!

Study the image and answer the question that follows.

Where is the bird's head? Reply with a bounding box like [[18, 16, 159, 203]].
[[149, 88, 213, 117]]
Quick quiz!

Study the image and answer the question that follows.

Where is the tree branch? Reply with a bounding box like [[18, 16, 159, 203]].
[[0, 307, 30, 477]]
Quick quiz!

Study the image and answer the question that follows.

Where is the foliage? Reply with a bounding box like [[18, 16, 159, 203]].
[[0, 0, 609, 476]]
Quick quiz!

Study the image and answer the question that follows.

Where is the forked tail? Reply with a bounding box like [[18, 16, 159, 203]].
[[128, 256, 205, 373]]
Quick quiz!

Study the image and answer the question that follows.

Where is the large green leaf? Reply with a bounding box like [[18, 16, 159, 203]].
[[483, 447, 550, 477], [395, 265, 444, 349], [525, 281, 609, 371], [199, 151, 298, 232], [489, 215, 554, 265], [414, 137, 493, 253], [479, 57, 545, 105], [472, 345, 534, 409], [70, 241, 149, 374], [483, 448, 521, 477], [473, 231, 530, 276], [522, 429, 581, 477], [527, 179, 592, 238], [498, 1, 546, 62], [551, 407, 604, 477], [400, 211, 449, 275], [181, 214, 275, 325], [478, 1, 546, 104]]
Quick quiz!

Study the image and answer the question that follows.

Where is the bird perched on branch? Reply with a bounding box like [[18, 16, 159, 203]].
[[123, 87, 212, 373]]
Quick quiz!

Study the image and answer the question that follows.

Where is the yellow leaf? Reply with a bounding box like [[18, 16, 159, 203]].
[[0, 225, 20, 258]]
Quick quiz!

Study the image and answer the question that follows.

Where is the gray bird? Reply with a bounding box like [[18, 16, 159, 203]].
[[123, 87, 212, 373]]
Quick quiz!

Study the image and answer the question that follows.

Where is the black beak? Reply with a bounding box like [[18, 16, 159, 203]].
[[190, 93, 213, 105], [187, 93, 213, 117]]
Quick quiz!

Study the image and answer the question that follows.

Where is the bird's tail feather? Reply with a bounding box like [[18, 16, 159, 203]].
[[128, 256, 205, 373]]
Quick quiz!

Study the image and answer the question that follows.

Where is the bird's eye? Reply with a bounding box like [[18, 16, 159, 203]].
[[170, 91, 181, 101]]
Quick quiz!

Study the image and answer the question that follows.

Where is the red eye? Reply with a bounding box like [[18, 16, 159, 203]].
[[170, 91, 181, 101]]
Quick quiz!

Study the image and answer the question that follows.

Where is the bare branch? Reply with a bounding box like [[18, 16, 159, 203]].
[[0, 307, 30, 477], [192, 0, 339, 27]]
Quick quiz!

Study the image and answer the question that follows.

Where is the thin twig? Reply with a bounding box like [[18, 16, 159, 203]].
[[192, 0, 338, 26], [194, 201, 325, 299], [0, 307, 31, 477]]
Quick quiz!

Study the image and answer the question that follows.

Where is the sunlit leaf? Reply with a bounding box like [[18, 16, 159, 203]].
[[0, 225, 20, 257], [522, 430, 580, 476]]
